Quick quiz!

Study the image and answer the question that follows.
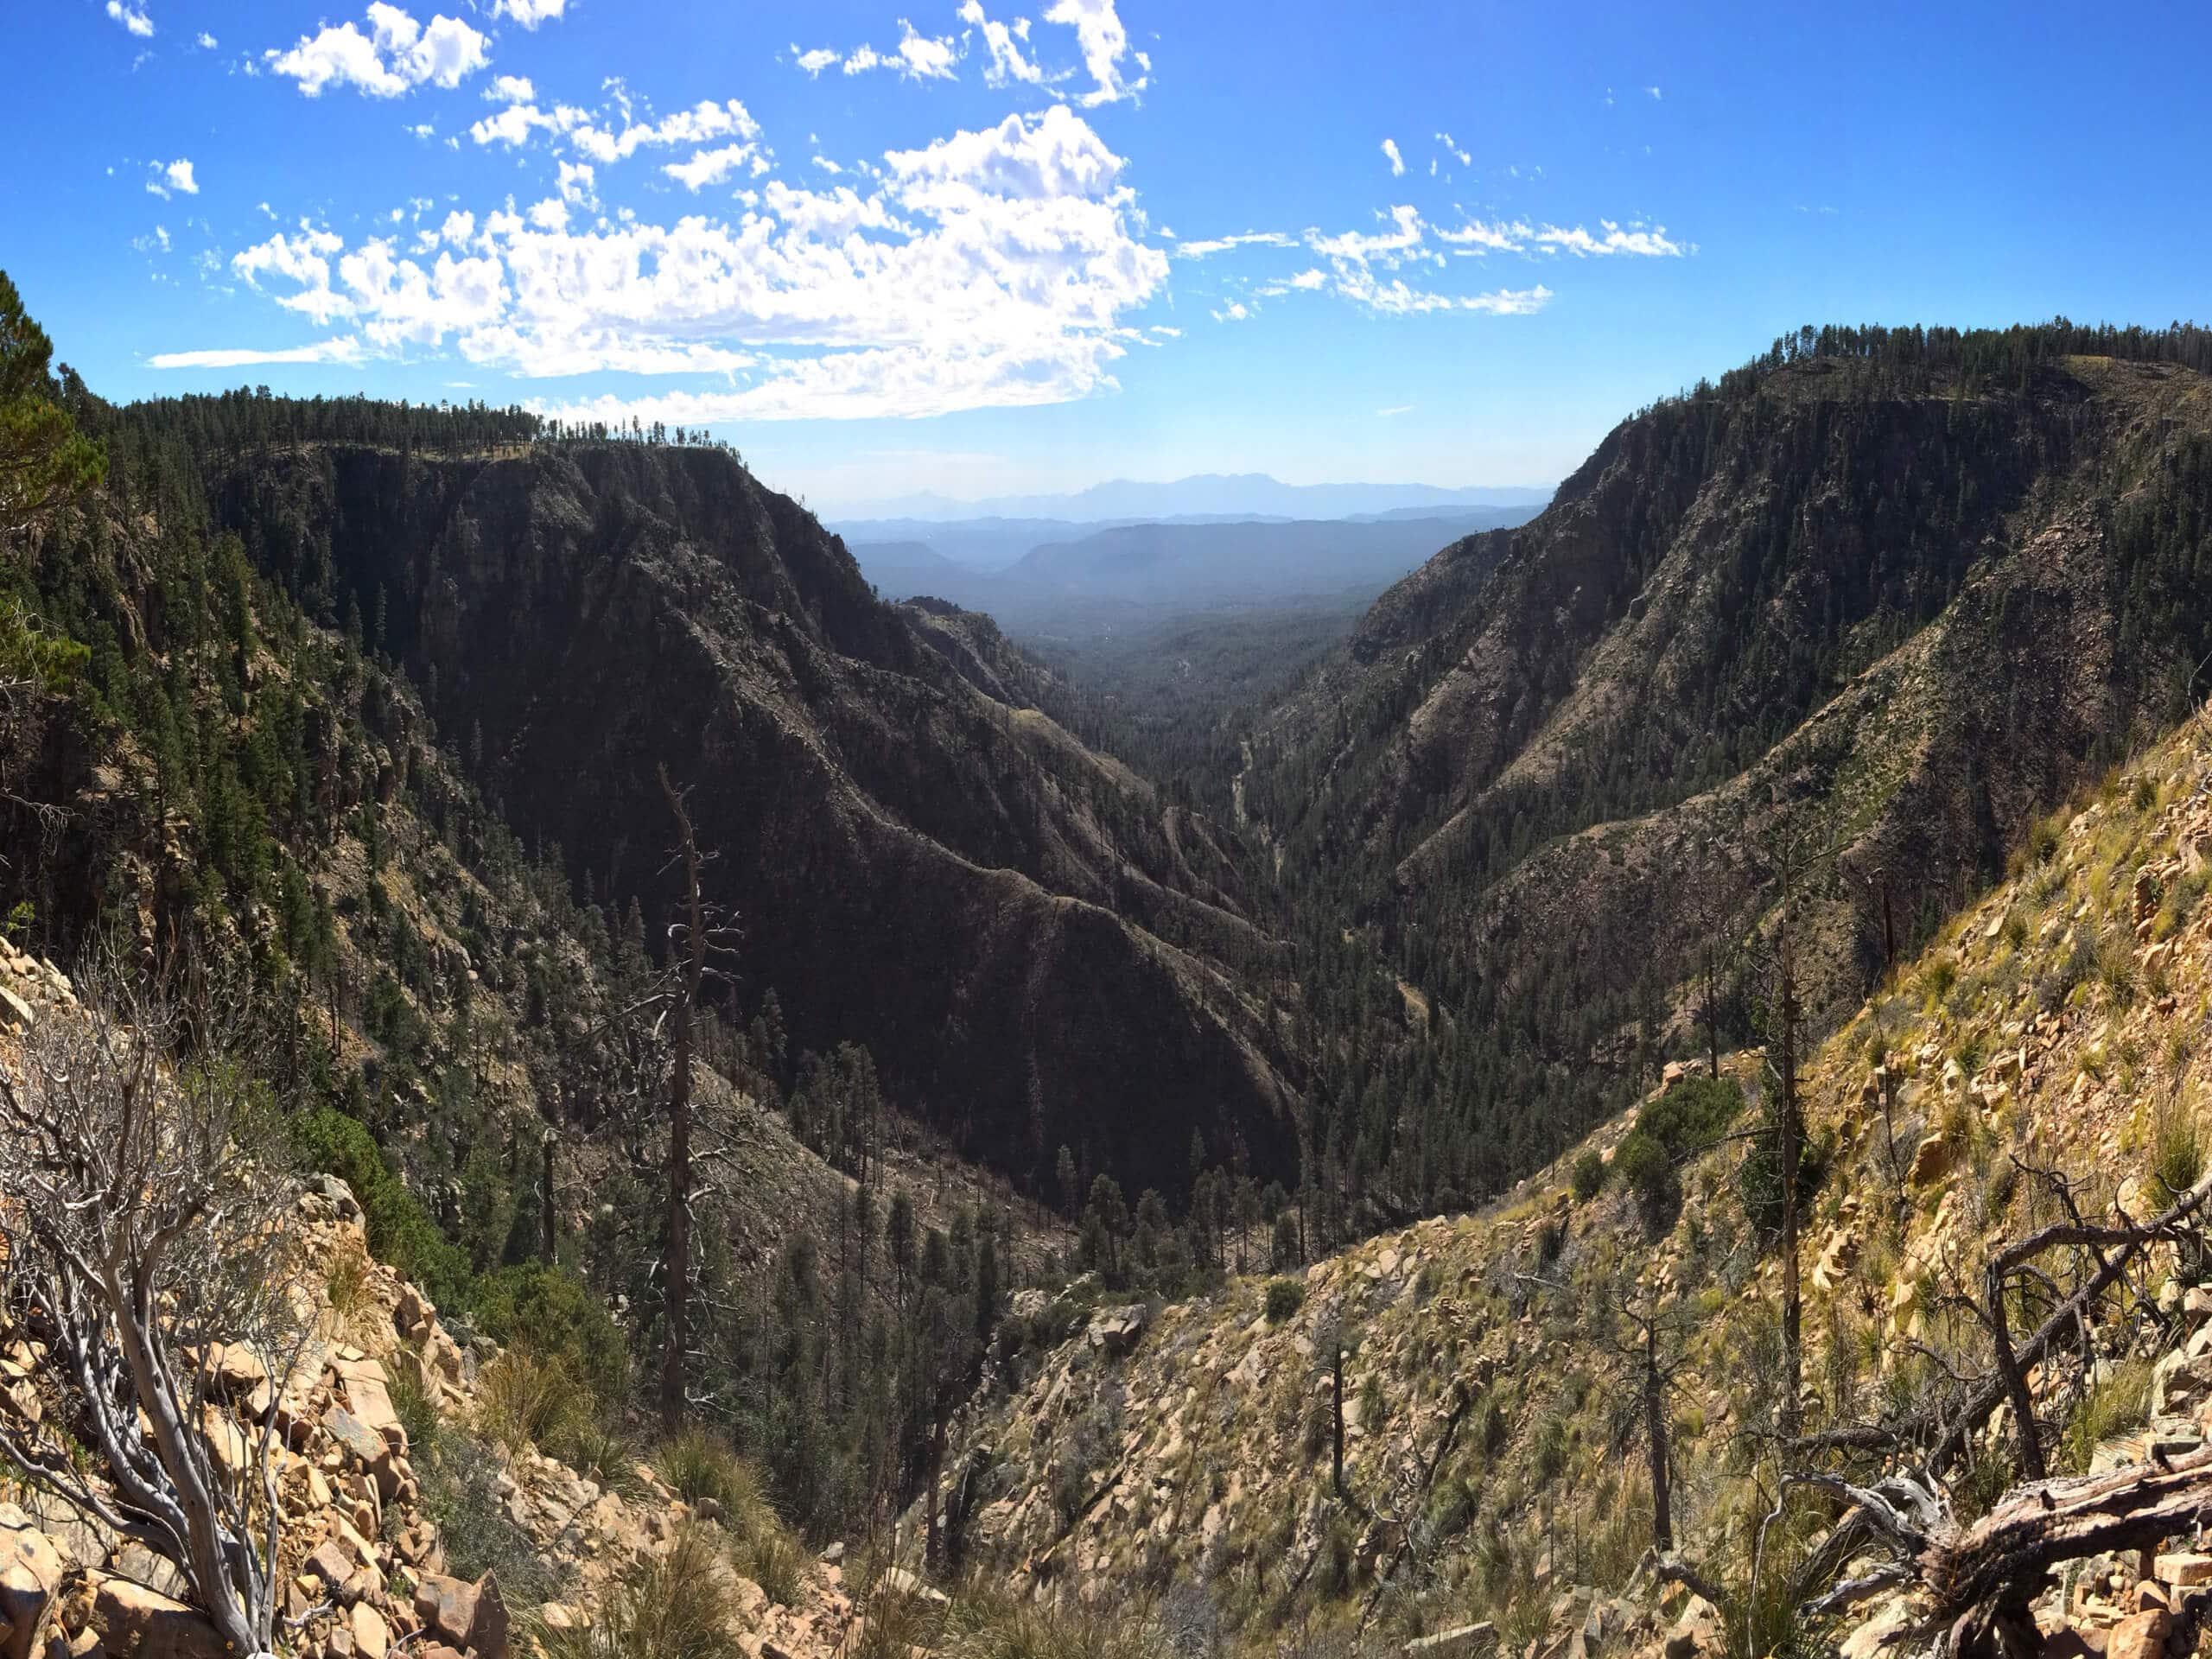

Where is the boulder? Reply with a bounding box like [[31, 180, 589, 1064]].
[[350, 1599, 391, 1659], [415, 1570, 509, 1659], [2106, 1605, 2171, 1659], [323, 1405, 398, 1498], [330, 1355, 406, 1456], [0, 1507, 63, 1659], [310, 1175, 365, 1223], [2155, 1551, 2212, 1588], [1909, 1135, 1954, 1188], [89, 1573, 228, 1659], [1086, 1305, 1150, 1358]]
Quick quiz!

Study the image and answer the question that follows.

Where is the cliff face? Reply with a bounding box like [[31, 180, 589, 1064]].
[[218, 444, 1299, 1198]]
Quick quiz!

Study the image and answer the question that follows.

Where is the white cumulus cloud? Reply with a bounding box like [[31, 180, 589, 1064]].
[[1382, 137, 1404, 176], [493, 0, 566, 29], [230, 105, 1167, 425], [1042, 0, 1146, 105], [264, 3, 490, 98], [106, 2, 154, 38], [146, 158, 198, 198]]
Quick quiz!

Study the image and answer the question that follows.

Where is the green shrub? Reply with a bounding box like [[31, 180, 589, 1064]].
[[658, 1427, 772, 1530], [1264, 1278, 1306, 1322], [1920, 957, 1959, 1007], [734, 1522, 805, 1607], [473, 1262, 631, 1407], [292, 1105, 471, 1310], [563, 1417, 642, 1499], [2098, 933, 2139, 1008], [1570, 1149, 1606, 1203], [1530, 1414, 1568, 1485], [416, 1427, 555, 1602], [1611, 1131, 1678, 1237], [1635, 1075, 1743, 1157], [2029, 816, 2061, 864]]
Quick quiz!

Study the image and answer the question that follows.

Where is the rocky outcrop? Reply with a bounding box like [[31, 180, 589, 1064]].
[[0, 980, 861, 1659]]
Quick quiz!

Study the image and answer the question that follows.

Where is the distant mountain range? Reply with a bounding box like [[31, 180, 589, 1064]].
[[842, 507, 1542, 630], [836, 472, 1553, 530]]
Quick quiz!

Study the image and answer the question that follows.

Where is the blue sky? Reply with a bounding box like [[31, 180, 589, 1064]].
[[10, 1, 2212, 513]]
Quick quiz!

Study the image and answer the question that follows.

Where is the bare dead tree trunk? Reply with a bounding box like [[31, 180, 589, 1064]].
[[1702, 934, 1721, 1081], [1332, 1339, 1347, 1500], [658, 762, 707, 1436], [0, 962, 309, 1659], [1778, 907, 1804, 1446], [539, 1122, 558, 1265], [1646, 1314, 1674, 1551], [1986, 1255, 2047, 1483]]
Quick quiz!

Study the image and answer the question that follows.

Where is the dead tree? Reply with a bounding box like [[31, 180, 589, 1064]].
[[1791, 1450, 2212, 1659], [1769, 845, 1810, 1446], [0, 965, 313, 1659], [1602, 1274, 1699, 1552], [658, 761, 709, 1436], [1682, 834, 1747, 1082], [1793, 1165, 2212, 1652]]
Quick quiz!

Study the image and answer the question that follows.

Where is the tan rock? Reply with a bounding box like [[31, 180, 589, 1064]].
[[2155, 1551, 2212, 1588], [88, 1573, 228, 1659], [350, 1600, 390, 1659], [2105, 1605, 2171, 1659], [0, 1506, 64, 1659], [1909, 1134, 1954, 1188], [414, 1571, 508, 1659]]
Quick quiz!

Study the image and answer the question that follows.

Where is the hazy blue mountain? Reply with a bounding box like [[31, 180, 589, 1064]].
[[845, 509, 1541, 638], [837, 472, 1553, 526]]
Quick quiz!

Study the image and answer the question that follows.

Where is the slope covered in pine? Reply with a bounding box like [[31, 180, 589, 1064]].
[[1246, 325, 2212, 1215], [922, 709, 2212, 1659], [182, 424, 1300, 1203]]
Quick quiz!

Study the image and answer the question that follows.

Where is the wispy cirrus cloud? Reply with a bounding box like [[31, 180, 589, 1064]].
[[1174, 231, 1296, 258], [1436, 215, 1689, 257], [149, 339, 366, 370]]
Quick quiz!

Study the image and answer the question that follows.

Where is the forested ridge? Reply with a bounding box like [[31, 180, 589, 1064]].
[[1216, 321, 2212, 1255], [0, 272, 1307, 1557]]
